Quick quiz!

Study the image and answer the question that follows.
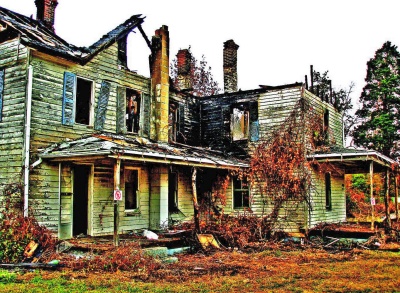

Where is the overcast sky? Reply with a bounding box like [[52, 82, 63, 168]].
[[1, 0, 400, 110]]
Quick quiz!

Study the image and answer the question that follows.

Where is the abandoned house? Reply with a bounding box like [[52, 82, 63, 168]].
[[0, 1, 396, 240]]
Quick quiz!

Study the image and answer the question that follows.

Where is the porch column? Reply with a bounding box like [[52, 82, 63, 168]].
[[149, 165, 169, 229], [114, 159, 121, 246], [384, 169, 391, 230], [370, 161, 375, 230]]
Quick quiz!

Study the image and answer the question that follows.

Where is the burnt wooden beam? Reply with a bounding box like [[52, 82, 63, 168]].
[[138, 24, 152, 50]]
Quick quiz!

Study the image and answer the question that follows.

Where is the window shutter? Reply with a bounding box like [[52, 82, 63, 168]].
[[249, 100, 259, 141], [178, 103, 185, 142], [94, 81, 111, 131], [62, 72, 76, 125], [116, 86, 126, 134], [221, 105, 231, 140], [141, 93, 150, 137], [0, 69, 4, 122]]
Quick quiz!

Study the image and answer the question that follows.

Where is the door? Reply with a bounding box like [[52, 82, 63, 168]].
[[73, 165, 90, 236]]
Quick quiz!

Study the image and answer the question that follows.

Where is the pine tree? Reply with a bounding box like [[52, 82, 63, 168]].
[[352, 41, 400, 160]]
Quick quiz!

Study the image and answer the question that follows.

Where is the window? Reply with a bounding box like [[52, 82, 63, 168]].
[[325, 172, 332, 210], [0, 68, 4, 122], [125, 169, 139, 211], [125, 89, 141, 133], [75, 78, 92, 125], [168, 171, 178, 212], [233, 177, 250, 209], [231, 106, 249, 141], [323, 109, 329, 142], [62, 72, 98, 127]]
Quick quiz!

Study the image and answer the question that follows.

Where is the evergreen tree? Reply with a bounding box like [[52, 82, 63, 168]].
[[352, 41, 400, 160]]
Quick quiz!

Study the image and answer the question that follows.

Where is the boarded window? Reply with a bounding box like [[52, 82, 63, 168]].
[[233, 177, 250, 209], [168, 171, 178, 212], [0, 68, 4, 122], [231, 107, 249, 141], [126, 89, 141, 133], [125, 169, 139, 211], [325, 172, 332, 210]]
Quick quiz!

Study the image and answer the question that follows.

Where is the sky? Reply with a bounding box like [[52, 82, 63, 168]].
[[1, 0, 400, 113]]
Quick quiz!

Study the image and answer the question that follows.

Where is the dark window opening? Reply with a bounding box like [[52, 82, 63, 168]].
[[233, 177, 250, 209], [126, 89, 141, 133], [325, 172, 332, 210], [75, 78, 92, 125], [231, 104, 249, 141], [125, 169, 139, 210], [118, 36, 127, 68], [323, 109, 329, 142], [168, 171, 178, 212]]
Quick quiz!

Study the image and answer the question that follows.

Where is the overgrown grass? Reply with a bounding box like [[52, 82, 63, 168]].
[[0, 250, 399, 292]]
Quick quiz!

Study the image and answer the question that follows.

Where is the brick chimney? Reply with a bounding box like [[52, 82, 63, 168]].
[[35, 0, 58, 32], [223, 40, 239, 93], [176, 49, 192, 91], [150, 25, 170, 142]]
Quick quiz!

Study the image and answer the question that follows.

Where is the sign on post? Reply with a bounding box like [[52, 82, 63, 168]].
[[114, 189, 122, 201]]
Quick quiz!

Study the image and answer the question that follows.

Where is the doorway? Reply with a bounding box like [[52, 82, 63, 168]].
[[73, 165, 90, 236]]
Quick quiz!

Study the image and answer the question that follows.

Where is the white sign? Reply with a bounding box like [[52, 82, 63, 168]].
[[114, 189, 122, 201], [371, 197, 376, 206]]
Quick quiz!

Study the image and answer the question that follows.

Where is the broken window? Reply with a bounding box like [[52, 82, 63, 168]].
[[62, 72, 95, 126], [231, 106, 249, 141], [233, 177, 250, 209], [125, 169, 139, 211], [168, 170, 178, 212], [117, 36, 127, 68], [75, 78, 92, 125], [0, 68, 4, 122], [325, 172, 332, 210], [125, 89, 141, 133]]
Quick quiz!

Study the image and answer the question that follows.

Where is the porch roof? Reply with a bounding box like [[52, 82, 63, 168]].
[[38, 133, 248, 170], [308, 146, 398, 174]]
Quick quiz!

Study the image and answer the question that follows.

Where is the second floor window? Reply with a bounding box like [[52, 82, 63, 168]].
[[231, 107, 249, 141], [126, 89, 141, 133]]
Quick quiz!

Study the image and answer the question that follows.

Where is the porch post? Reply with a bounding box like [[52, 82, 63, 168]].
[[370, 161, 374, 230], [191, 168, 200, 233], [114, 159, 121, 246], [384, 169, 391, 230]]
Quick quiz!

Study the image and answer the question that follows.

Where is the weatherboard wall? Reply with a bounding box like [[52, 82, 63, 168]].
[[0, 39, 29, 204]]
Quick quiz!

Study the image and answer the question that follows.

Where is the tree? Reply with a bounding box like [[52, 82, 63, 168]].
[[352, 41, 400, 160], [311, 68, 355, 138], [170, 47, 220, 97]]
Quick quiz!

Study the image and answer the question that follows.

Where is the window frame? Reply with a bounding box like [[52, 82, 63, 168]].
[[233, 177, 250, 209], [124, 167, 140, 213]]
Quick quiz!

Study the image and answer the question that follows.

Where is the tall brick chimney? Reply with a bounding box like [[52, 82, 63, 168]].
[[176, 49, 192, 91], [223, 39, 239, 93], [150, 25, 170, 142], [35, 0, 58, 32]]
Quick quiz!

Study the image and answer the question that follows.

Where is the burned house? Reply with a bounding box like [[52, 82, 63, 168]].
[[0, 2, 395, 239]]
